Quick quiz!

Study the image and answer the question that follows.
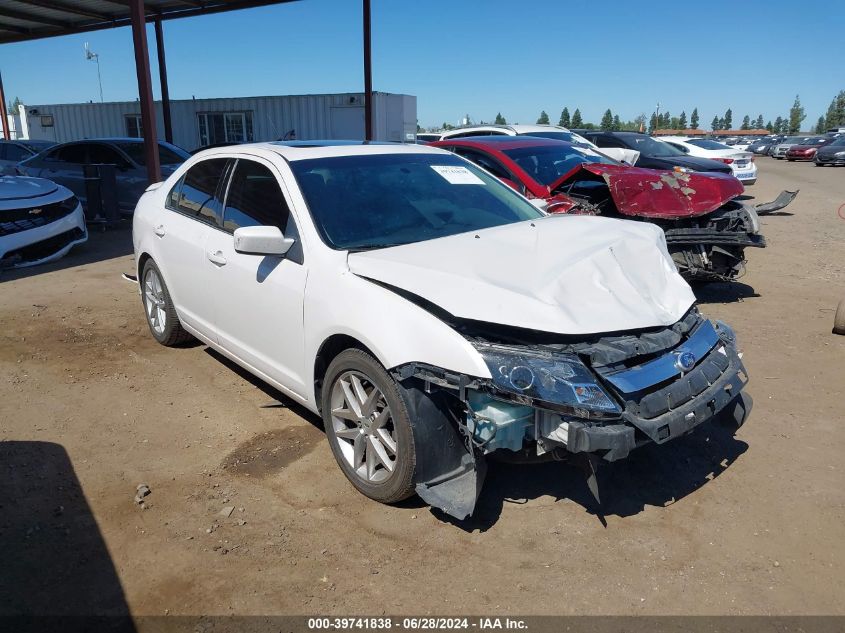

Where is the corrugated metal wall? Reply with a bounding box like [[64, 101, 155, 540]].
[[23, 92, 417, 150]]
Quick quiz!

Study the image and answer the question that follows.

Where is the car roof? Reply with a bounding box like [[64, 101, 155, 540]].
[[196, 140, 450, 161], [443, 124, 572, 135], [434, 136, 574, 151]]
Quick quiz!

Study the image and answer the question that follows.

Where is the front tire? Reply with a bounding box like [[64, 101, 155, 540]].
[[141, 259, 192, 346], [321, 348, 416, 504]]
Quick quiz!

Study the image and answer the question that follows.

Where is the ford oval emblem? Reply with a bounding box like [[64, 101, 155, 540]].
[[674, 351, 696, 372]]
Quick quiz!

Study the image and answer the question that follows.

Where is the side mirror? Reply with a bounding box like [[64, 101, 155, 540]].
[[529, 198, 549, 212], [233, 225, 294, 256]]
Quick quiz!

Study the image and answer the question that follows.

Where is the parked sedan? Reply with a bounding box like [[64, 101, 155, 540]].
[[814, 136, 845, 166], [432, 136, 764, 282], [1, 175, 87, 268], [578, 131, 735, 176], [133, 141, 752, 519], [659, 137, 757, 185], [748, 136, 783, 155], [786, 136, 833, 161], [17, 138, 190, 214], [0, 139, 55, 175], [771, 136, 810, 159]]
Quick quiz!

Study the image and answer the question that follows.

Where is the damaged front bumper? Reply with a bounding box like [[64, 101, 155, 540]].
[[392, 309, 751, 519]]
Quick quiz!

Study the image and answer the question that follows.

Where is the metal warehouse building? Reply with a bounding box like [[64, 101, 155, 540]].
[[18, 92, 417, 151]]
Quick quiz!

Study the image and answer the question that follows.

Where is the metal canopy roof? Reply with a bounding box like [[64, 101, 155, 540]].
[[0, 0, 299, 44]]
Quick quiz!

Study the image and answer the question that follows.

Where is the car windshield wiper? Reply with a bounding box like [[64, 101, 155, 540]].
[[346, 242, 410, 252]]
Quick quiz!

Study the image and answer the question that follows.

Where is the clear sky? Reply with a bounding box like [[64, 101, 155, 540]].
[[1, 0, 843, 130]]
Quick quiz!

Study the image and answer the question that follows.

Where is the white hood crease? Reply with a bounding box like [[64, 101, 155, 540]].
[[348, 215, 696, 336]]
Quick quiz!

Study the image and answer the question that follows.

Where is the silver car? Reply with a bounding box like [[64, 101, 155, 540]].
[[16, 138, 189, 214], [771, 136, 810, 159]]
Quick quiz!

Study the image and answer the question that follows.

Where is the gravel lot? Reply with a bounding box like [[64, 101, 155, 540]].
[[1, 158, 844, 618]]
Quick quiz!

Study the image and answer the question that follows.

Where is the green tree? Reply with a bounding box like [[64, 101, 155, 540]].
[[600, 109, 614, 130], [718, 117, 726, 130], [612, 114, 621, 131], [815, 116, 826, 134], [6, 96, 23, 112], [765, 121, 773, 132], [788, 95, 805, 134], [711, 115, 720, 131], [824, 90, 845, 129], [678, 111, 688, 129], [559, 107, 571, 127], [723, 108, 733, 130], [571, 108, 583, 128], [634, 113, 647, 132], [648, 113, 657, 134], [669, 116, 680, 129], [755, 114, 764, 129], [690, 108, 699, 129], [740, 115, 750, 130], [494, 112, 506, 125], [661, 111, 670, 128], [537, 110, 550, 125], [773, 116, 784, 134]]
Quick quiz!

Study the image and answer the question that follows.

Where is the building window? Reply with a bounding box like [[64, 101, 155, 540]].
[[125, 115, 143, 138], [197, 112, 254, 147]]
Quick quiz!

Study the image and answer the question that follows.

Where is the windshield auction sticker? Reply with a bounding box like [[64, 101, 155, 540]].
[[430, 165, 485, 185]]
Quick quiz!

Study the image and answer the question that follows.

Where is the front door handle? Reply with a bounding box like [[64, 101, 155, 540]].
[[153, 224, 166, 237], [206, 250, 227, 267]]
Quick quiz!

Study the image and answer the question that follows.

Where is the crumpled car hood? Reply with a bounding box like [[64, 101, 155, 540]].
[[348, 215, 695, 336], [550, 163, 744, 219]]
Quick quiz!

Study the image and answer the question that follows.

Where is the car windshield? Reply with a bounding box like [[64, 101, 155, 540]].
[[688, 139, 732, 150], [290, 153, 544, 251], [113, 142, 190, 166], [502, 145, 617, 186], [829, 137, 845, 146], [783, 137, 806, 143], [625, 135, 686, 157], [801, 137, 827, 145]]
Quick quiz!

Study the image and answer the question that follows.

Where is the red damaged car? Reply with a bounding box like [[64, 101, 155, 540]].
[[432, 136, 767, 281], [786, 136, 833, 161]]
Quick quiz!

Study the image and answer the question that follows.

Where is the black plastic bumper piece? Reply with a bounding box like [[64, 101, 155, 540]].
[[624, 347, 748, 444], [567, 422, 636, 462]]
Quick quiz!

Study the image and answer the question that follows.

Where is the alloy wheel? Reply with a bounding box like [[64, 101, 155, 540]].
[[329, 370, 398, 483], [143, 268, 167, 335]]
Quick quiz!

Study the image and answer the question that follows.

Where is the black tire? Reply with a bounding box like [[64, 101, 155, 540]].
[[141, 259, 193, 346], [321, 348, 416, 504], [834, 299, 845, 336]]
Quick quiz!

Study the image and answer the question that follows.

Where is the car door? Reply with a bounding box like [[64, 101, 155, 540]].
[[204, 156, 309, 397], [87, 143, 144, 212], [154, 157, 230, 341]]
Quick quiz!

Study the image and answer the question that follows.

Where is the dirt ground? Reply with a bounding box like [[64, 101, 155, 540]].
[[1, 158, 844, 618]]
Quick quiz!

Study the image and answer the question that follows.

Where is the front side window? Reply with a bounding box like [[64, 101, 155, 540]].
[[88, 144, 129, 167], [290, 153, 543, 251], [170, 158, 228, 225], [2, 143, 31, 162], [49, 144, 88, 164], [222, 160, 292, 232]]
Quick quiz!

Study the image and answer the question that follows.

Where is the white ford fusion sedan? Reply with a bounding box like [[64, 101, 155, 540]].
[[133, 141, 752, 519]]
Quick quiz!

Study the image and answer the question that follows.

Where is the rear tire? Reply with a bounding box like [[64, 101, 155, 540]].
[[141, 259, 193, 346], [321, 348, 416, 504], [834, 299, 845, 336]]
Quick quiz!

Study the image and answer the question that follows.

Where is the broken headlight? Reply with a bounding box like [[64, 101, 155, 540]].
[[473, 344, 622, 416]]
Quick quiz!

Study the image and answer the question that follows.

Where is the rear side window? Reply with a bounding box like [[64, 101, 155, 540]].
[[2, 144, 31, 162], [170, 158, 228, 225], [47, 144, 88, 164]]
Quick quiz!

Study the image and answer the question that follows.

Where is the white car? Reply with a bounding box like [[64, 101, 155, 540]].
[[438, 124, 641, 165], [659, 137, 757, 185], [132, 141, 751, 519], [1, 176, 87, 269]]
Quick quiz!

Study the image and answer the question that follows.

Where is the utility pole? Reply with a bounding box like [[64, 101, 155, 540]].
[[85, 43, 104, 103]]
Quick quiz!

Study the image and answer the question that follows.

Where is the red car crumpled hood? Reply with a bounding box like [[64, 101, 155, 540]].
[[551, 163, 744, 219]]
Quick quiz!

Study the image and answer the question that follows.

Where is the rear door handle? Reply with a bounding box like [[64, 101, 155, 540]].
[[206, 250, 227, 267], [153, 224, 166, 237]]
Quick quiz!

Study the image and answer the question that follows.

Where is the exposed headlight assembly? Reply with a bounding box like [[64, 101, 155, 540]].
[[472, 343, 622, 417]]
